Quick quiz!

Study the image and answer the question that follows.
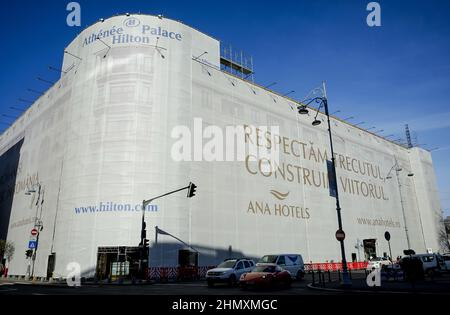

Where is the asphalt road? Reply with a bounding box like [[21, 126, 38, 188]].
[[4, 271, 448, 295], [0, 279, 330, 295]]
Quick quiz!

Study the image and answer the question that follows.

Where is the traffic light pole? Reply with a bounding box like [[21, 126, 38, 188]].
[[138, 183, 197, 279]]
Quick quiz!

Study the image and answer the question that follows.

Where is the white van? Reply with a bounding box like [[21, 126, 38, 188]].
[[258, 254, 305, 280], [408, 253, 447, 276], [443, 254, 450, 271]]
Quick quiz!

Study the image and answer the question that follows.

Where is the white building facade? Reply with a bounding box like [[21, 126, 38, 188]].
[[0, 15, 444, 279]]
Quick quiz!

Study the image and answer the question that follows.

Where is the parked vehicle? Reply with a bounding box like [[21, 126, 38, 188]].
[[206, 258, 255, 287], [366, 257, 392, 271], [402, 253, 446, 276], [399, 256, 425, 281], [258, 254, 305, 280], [442, 254, 450, 271], [380, 263, 403, 280], [239, 263, 292, 289]]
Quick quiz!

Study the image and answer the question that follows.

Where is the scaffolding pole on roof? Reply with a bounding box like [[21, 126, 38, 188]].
[[220, 43, 254, 82]]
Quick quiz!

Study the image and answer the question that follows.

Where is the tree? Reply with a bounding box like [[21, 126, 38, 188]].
[[0, 240, 15, 265], [437, 211, 450, 253]]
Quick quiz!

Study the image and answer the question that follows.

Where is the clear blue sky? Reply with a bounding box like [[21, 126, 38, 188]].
[[0, 0, 449, 216]]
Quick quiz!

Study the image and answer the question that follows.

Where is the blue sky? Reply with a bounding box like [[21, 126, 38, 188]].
[[0, 0, 449, 216]]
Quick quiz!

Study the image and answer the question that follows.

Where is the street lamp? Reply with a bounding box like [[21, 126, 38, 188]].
[[355, 239, 363, 262], [298, 83, 352, 287], [282, 90, 295, 97], [25, 182, 44, 279], [385, 160, 414, 250], [298, 106, 309, 115]]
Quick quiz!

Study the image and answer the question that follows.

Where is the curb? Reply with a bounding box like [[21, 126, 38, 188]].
[[306, 283, 450, 295], [1, 280, 155, 288], [307, 283, 405, 294]]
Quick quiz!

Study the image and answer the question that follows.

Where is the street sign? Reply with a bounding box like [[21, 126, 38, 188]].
[[335, 229, 346, 241], [384, 231, 391, 241], [28, 240, 37, 249], [31, 228, 38, 236], [327, 161, 337, 198]]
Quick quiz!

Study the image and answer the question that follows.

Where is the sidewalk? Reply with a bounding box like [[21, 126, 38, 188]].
[[308, 273, 450, 294], [0, 277, 154, 287]]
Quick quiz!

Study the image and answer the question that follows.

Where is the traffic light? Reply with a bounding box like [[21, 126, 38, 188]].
[[144, 239, 149, 248], [25, 249, 33, 258], [187, 182, 197, 198]]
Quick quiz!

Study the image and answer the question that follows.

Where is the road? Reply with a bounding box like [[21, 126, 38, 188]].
[[3, 271, 448, 295], [0, 279, 331, 295]]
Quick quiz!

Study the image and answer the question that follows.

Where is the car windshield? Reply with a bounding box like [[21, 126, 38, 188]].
[[253, 266, 276, 273], [370, 257, 383, 262], [259, 255, 278, 263], [217, 260, 237, 268]]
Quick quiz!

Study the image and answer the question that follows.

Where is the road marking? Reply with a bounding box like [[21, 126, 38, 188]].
[[0, 282, 14, 286], [32, 293, 48, 295], [153, 283, 208, 287]]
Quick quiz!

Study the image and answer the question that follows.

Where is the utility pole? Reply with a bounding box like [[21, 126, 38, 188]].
[[298, 82, 352, 287], [394, 158, 411, 250]]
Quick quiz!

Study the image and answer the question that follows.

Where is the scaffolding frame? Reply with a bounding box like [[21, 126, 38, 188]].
[[220, 44, 254, 82]]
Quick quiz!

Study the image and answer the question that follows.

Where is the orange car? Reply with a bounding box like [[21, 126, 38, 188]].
[[239, 264, 292, 289]]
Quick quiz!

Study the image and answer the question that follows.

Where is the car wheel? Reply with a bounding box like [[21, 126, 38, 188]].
[[296, 270, 304, 280], [228, 274, 237, 287]]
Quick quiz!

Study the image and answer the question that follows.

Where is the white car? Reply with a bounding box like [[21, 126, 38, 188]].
[[206, 258, 255, 287], [409, 253, 447, 275], [366, 257, 392, 270], [258, 254, 305, 280], [443, 254, 450, 271]]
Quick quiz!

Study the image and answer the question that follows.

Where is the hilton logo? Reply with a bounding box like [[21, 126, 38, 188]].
[[124, 17, 141, 28]]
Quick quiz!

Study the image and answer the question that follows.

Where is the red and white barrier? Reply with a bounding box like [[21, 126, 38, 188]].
[[148, 262, 368, 281]]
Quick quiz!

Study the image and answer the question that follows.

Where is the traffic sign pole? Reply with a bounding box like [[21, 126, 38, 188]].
[[385, 231, 393, 263]]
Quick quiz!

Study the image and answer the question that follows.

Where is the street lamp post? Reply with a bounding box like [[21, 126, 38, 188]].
[[355, 239, 363, 262], [386, 159, 414, 251], [31, 219, 43, 278], [395, 165, 411, 250], [298, 82, 352, 287], [25, 182, 44, 279]]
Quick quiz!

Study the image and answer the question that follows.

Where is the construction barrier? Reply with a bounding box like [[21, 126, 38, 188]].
[[305, 261, 368, 271], [148, 262, 368, 281]]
